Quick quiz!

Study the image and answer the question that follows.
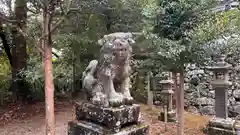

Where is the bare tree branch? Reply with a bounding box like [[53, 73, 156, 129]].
[[37, 0, 78, 48], [16, 27, 44, 54], [0, 0, 78, 56]]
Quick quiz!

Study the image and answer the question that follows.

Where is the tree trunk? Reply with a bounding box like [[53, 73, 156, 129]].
[[11, 0, 28, 101], [172, 72, 177, 108], [15, 0, 27, 71], [43, 0, 55, 134], [173, 72, 181, 135], [179, 68, 185, 135], [72, 51, 77, 98], [11, 26, 18, 101]]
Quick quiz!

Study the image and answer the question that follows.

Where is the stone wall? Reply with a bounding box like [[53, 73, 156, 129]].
[[131, 53, 240, 118], [185, 56, 240, 118]]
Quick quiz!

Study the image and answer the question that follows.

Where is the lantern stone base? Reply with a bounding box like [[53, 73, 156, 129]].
[[158, 110, 176, 122], [207, 118, 236, 135]]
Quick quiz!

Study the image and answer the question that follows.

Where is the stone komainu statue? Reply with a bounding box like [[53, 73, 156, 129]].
[[82, 32, 135, 107]]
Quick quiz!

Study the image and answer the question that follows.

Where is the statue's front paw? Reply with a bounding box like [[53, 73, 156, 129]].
[[109, 98, 123, 107], [109, 93, 124, 107], [122, 91, 134, 105], [124, 95, 134, 105]]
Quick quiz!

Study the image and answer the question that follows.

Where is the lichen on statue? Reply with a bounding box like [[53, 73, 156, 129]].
[[82, 32, 135, 107]]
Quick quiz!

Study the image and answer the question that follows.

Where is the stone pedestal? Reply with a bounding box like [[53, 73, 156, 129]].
[[207, 118, 236, 135], [68, 102, 149, 135]]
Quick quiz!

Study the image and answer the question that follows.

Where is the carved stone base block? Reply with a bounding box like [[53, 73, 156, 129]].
[[207, 118, 236, 135], [72, 102, 149, 135], [75, 102, 140, 132], [158, 110, 176, 122], [68, 120, 149, 135]]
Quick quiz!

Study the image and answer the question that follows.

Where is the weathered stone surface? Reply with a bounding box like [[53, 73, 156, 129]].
[[193, 97, 215, 106], [209, 91, 215, 98], [233, 89, 240, 100], [229, 97, 236, 106], [185, 106, 199, 114], [229, 105, 240, 117], [208, 127, 236, 135], [207, 118, 236, 135], [200, 106, 215, 116], [68, 120, 149, 135], [208, 118, 235, 129], [75, 102, 140, 132], [215, 89, 228, 119]]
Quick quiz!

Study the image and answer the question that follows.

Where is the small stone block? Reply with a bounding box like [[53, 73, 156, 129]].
[[208, 118, 235, 130], [68, 120, 149, 135], [207, 118, 236, 135], [158, 111, 176, 122], [208, 127, 235, 135], [75, 102, 140, 132]]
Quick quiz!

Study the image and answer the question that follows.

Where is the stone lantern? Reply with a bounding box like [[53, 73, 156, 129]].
[[208, 55, 232, 118], [158, 72, 176, 122], [206, 55, 237, 135]]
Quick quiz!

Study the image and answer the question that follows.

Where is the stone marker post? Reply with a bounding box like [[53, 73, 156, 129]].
[[147, 71, 153, 109], [206, 55, 237, 135], [158, 72, 176, 122]]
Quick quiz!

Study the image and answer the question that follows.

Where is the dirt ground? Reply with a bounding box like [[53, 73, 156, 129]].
[[0, 100, 210, 135]]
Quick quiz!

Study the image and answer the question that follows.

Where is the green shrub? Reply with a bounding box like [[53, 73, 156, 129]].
[[20, 54, 74, 101], [0, 55, 11, 105]]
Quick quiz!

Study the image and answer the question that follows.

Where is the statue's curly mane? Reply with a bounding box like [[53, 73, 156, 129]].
[[96, 35, 132, 78]]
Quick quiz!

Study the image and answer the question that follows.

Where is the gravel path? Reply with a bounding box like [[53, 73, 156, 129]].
[[0, 107, 73, 135]]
